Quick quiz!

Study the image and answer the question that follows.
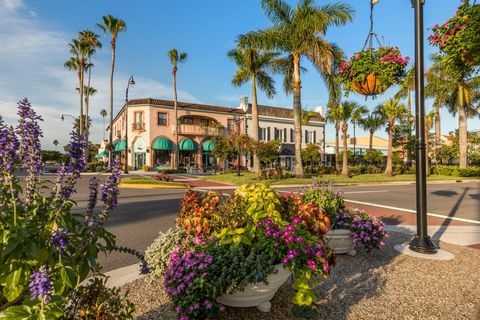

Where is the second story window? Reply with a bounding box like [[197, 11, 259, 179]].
[[227, 119, 235, 131], [157, 112, 167, 126], [134, 112, 143, 124], [200, 119, 209, 127], [183, 117, 194, 125]]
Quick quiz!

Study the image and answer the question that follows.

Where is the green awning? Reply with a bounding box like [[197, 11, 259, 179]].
[[114, 140, 127, 152], [153, 137, 173, 150], [179, 138, 196, 151], [95, 151, 108, 158], [202, 140, 215, 151]]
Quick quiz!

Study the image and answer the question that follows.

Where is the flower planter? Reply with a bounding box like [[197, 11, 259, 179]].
[[217, 264, 291, 312], [326, 229, 356, 256], [351, 73, 383, 96]]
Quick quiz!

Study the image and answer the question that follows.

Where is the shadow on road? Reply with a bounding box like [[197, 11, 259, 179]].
[[432, 187, 470, 241]]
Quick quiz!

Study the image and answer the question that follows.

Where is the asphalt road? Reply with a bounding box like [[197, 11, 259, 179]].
[[39, 175, 480, 272]]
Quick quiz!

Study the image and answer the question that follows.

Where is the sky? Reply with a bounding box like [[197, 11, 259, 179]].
[[0, 0, 478, 150]]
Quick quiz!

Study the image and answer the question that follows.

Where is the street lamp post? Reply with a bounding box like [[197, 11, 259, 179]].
[[234, 117, 243, 177], [408, 0, 437, 253], [124, 76, 135, 174], [61, 114, 76, 130]]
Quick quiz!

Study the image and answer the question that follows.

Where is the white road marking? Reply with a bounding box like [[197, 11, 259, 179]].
[[344, 190, 389, 194], [345, 199, 480, 225]]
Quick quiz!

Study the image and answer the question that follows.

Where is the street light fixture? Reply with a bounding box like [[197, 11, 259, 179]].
[[124, 75, 135, 174]]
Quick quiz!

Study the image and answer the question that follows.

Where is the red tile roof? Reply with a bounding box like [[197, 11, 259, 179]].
[[128, 98, 244, 114], [247, 103, 325, 122]]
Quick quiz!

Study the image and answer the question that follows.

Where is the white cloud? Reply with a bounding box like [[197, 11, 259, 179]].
[[0, 1, 199, 150]]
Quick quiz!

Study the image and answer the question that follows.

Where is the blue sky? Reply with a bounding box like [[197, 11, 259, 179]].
[[0, 0, 478, 149]]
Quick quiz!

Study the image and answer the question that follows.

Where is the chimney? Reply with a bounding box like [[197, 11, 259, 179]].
[[240, 96, 249, 112], [315, 106, 325, 117]]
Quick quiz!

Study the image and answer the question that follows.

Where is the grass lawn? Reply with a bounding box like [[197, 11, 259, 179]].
[[200, 172, 479, 186], [120, 177, 188, 187]]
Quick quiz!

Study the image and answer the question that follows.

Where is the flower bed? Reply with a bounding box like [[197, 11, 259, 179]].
[[338, 47, 409, 96], [146, 182, 388, 319]]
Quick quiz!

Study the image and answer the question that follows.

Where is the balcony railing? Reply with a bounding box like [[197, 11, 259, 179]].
[[132, 122, 145, 131], [178, 125, 233, 136]]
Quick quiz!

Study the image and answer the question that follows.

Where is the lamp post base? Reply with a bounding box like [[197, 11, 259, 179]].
[[409, 235, 438, 254]]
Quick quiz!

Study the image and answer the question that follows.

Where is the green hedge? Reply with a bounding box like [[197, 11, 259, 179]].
[[431, 165, 480, 177]]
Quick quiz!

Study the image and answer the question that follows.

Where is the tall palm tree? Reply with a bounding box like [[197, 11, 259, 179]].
[[339, 101, 367, 176], [97, 15, 127, 166], [78, 30, 102, 160], [375, 98, 407, 176], [239, 0, 354, 176], [65, 38, 89, 135], [100, 109, 108, 141], [425, 110, 436, 175], [76, 86, 97, 133], [168, 49, 188, 171], [358, 113, 383, 151], [350, 105, 367, 160], [326, 105, 342, 172], [228, 46, 277, 173], [53, 139, 59, 151]]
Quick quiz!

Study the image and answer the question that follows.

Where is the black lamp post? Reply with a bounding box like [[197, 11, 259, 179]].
[[408, 0, 437, 253], [61, 114, 76, 131], [233, 117, 243, 177], [124, 76, 135, 174]]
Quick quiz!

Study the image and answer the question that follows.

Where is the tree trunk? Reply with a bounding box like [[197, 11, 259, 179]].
[[85, 60, 92, 162], [173, 66, 179, 171], [251, 76, 260, 174], [292, 54, 304, 177], [385, 121, 394, 176], [406, 88, 413, 165], [102, 117, 105, 141], [458, 87, 468, 168], [341, 121, 348, 176], [425, 126, 429, 176], [434, 106, 441, 164], [108, 38, 116, 168], [79, 59, 84, 137], [369, 130, 374, 151], [335, 121, 340, 172]]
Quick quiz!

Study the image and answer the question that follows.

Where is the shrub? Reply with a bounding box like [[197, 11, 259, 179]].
[[177, 190, 222, 237], [431, 165, 480, 177], [63, 275, 135, 319], [363, 149, 384, 165], [145, 227, 188, 279], [151, 173, 172, 182], [302, 185, 345, 222], [142, 165, 151, 172], [157, 168, 187, 174]]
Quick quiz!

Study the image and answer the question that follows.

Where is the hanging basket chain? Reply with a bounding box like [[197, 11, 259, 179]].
[[362, 1, 383, 51]]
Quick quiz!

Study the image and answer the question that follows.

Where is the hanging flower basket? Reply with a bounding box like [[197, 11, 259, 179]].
[[338, 47, 409, 97], [428, 0, 480, 69]]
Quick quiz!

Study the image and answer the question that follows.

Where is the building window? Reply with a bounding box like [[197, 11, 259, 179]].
[[305, 130, 314, 144], [290, 129, 294, 142], [259, 128, 266, 141], [133, 112, 144, 130], [157, 112, 167, 126], [200, 119, 209, 127], [227, 119, 235, 131], [183, 117, 194, 125]]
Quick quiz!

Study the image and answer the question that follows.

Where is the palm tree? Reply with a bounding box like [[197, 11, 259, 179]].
[[97, 15, 127, 166], [425, 110, 436, 175], [76, 86, 97, 132], [78, 30, 102, 160], [375, 98, 407, 176], [326, 105, 342, 172], [100, 109, 107, 141], [339, 101, 367, 176], [350, 105, 367, 160], [395, 66, 415, 164], [239, 0, 354, 176], [228, 46, 277, 173], [53, 139, 59, 151], [358, 113, 383, 152], [168, 49, 188, 171]]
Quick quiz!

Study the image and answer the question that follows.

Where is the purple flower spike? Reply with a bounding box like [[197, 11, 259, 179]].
[[0, 117, 19, 175], [51, 229, 69, 253], [29, 265, 53, 302]]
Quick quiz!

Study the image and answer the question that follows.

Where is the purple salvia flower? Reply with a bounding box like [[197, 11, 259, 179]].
[[51, 229, 69, 253], [29, 265, 53, 302], [101, 156, 121, 211], [0, 116, 19, 175], [16, 98, 43, 203], [85, 177, 99, 224]]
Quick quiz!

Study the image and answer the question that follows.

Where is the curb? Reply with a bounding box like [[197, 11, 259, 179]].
[[104, 263, 146, 288], [119, 183, 188, 189]]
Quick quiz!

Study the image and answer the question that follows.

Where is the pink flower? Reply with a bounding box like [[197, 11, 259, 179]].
[[307, 259, 317, 271], [292, 217, 302, 224]]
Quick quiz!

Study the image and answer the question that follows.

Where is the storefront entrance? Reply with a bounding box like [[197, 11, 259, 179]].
[[134, 152, 146, 170], [133, 137, 147, 170]]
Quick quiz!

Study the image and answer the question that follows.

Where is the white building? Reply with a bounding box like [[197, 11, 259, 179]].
[[239, 96, 326, 171]]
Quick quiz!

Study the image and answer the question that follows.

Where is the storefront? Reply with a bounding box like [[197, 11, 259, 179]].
[[179, 138, 197, 168], [152, 137, 173, 170], [202, 140, 215, 170], [133, 137, 147, 170]]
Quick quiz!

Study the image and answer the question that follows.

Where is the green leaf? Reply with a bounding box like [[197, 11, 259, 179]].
[[4, 268, 24, 302], [0, 305, 33, 320], [60, 266, 77, 288]]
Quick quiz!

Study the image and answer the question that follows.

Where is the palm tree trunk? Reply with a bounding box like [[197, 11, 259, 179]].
[[407, 88, 413, 165], [102, 116, 105, 141], [369, 130, 374, 151], [77, 69, 83, 136], [385, 122, 394, 176], [173, 67, 179, 171], [292, 54, 304, 177], [458, 87, 468, 168], [434, 106, 441, 164], [425, 126, 430, 176], [341, 122, 348, 176], [108, 38, 116, 167], [335, 122, 340, 172], [251, 75, 260, 174], [85, 60, 92, 162]]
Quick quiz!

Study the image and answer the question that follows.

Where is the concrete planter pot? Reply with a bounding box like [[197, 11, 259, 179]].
[[217, 264, 291, 312], [326, 229, 356, 256]]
